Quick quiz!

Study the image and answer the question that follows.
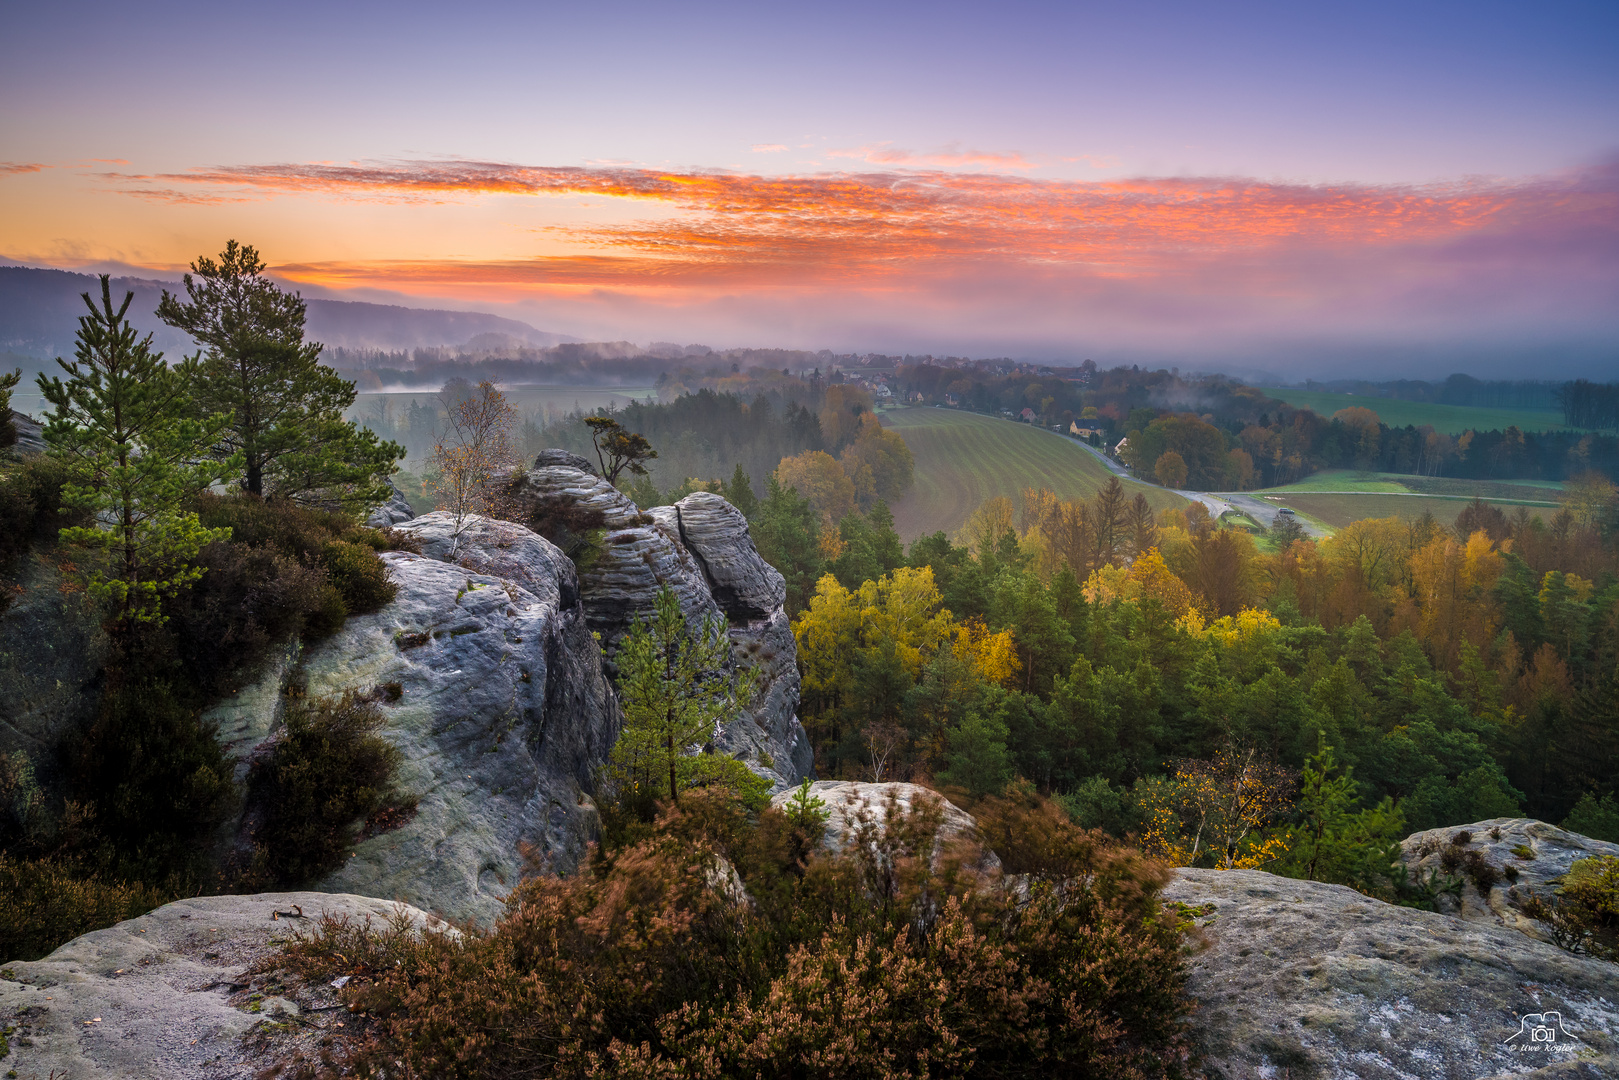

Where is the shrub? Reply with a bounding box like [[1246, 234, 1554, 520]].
[[277, 787, 1194, 1079], [165, 494, 397, 689], [1523, 854, 1619, 961], [240, 691, 409, 887], [0, 853, 170, 962], [165, 542, 329, 697], [67, 680, 237, 882], [0, 455, 88, 611], [321, 539, 396, 614]]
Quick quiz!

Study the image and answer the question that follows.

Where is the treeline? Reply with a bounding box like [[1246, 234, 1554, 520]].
[[751, 470, 1619, 894], [1560, 380, 1619, 431], [1306, 374, 1563, 411], [893, 361, 1619, 489], [326, 345, 842, 391]]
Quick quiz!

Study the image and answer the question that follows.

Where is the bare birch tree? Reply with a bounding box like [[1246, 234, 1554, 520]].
[[430, 380, 517, 553]]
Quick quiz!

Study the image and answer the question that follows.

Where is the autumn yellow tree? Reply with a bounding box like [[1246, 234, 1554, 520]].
[[1138, 744, 1295, 869], [776, 450, 856, 529], [958, 496, 1016, 555], [1408, 530, 1502, 669]]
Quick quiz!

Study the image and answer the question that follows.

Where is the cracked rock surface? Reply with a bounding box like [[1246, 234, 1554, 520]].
[[1398, 817, 1619, 945], [206, 513, 618, 926], [516, 464, 812, 790], [0, 892, 440, 1080], [1164, 867, 1619, 1079]]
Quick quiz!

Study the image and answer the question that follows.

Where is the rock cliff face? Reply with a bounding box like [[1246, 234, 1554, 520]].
[[514, 461, 812, 788], [6, 410, 46, 455], [210, 511, 619, 925], [202, 460, 809, 923]]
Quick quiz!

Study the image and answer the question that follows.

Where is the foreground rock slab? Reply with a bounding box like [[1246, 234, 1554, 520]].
[[1165, 868, 1619, 1079], [0, 892, 439, 1080]]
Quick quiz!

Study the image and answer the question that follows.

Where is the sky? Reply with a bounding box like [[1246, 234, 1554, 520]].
[[2, 0, 1617, 375]]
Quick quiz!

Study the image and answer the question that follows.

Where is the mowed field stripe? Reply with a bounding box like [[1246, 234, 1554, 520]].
[[882, 408, 1184, 541]]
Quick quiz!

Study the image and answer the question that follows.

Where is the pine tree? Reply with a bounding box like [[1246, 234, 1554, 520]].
[[156, 240, 402, 508], [0, 366, 19, 447], [722, 462, 759, 519], [755, 477, 825, 614], [38, 277, 238, 626], [603, 587, 766, 823], [1283, 733, 1405, 892]]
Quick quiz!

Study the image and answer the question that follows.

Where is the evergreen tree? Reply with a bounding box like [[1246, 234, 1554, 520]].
[[156, 240, 402, 508], [603, 587, 766, 824], [38, 277, 237, 626], [865, 501, 906, 576], [755, 477, 825, 614], [1282, 734, 1405, 891], [0, 366, 19, 447], [939, 705, 1013, 798], [721, 462, 759, 519]]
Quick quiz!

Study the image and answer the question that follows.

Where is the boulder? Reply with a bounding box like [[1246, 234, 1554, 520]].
[[531, 448, 596, 473], [1398, 817, 1619, 944], [363, 476, 416, 528], [206, 514, 618, 925], [0, 892, 441, 1079], [770, 781, 996, 871], [1164, 867, 1619, 1079], [517, 461, 811, 789]]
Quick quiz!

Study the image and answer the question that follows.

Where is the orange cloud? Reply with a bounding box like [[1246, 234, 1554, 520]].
[[1, 163, 49, 177], [94, 157, 1613, 302]]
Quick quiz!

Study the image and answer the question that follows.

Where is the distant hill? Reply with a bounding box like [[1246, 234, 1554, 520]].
[[0, 265, 574, 365]]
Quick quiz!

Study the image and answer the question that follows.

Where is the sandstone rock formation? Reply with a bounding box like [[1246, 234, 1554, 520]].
[[363, 476, 415, 528], [1164, 867, 1619, 1079], [515, 460, 812, 788], [208, 512, 619, 925], [0, 892, 440, 1080], [770, 780, 990, 861], [206, 460, 810, 923], [5, 410, 45, 455], [1398, 817, 1619, 944]]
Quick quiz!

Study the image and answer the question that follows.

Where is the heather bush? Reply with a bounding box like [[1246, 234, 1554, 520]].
[[0, 853, 172, 962], [238, 691, 410, 887], [165, 493, 400, 690], [277, 786, 1193, 1079]]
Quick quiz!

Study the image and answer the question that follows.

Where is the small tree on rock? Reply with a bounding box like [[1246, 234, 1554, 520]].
[[584, 415, 656, 486], [429, 380, 518, 551], [604, 586, 765, 826]]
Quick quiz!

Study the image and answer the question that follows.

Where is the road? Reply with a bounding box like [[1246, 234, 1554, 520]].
[[1069, 436, 1331, 538], [1212, 492, 1332, 538]]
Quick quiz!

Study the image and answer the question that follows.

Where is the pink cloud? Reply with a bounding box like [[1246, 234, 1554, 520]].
[[826, 143, 1039, 170]]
